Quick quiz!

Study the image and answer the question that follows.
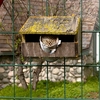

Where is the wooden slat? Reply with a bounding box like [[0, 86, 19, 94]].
[[0, 39, 12, 43], [0, 34, 12, 52], [0, 43, 12, 48], [0, 35, 12, 39], [21, 42, 77, 57], [0, 43, 12, 52], [0, 48, 12, 52]]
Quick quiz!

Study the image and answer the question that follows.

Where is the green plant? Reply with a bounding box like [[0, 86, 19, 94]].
[[0, 76, 99, 99], [0, 22, 2, 28]]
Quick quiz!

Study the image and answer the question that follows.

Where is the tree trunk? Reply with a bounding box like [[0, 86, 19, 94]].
[[15, 34, 28, 89], [17, 56, 28, 89], [32, 58, 44, 90], [33, 66, 42, 90]]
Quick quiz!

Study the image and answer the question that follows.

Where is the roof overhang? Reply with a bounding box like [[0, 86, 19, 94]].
[[19, 15, 81, 35]]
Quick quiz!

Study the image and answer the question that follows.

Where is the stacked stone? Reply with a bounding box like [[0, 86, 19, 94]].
[[0, 67, 12, 89], [38, 59, 82, 83], [7, 59, 83, 87], [0, 56, 93, 89]]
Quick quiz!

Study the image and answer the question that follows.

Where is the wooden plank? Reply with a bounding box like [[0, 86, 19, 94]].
[[0, 48, 12, 52], [0, 39, 12, 43], [21, 42, 77, 57], [0, 34, 13, 52], [0, 35, 12, 39], [0, 44, 12, 52], [0, 43, 12, 48]]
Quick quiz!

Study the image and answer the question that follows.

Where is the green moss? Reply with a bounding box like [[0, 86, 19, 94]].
[[0, 22, 4, 31], [0, 22, 3, 28], [15, 38, 21, 50], [15, 35, 25, 62], [19, 16, 80, 35]]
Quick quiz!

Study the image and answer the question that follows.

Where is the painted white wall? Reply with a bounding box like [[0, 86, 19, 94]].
[[96, 32, 99, 71]]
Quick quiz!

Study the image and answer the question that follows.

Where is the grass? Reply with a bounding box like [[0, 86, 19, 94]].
[[0, 76, 99, 100]]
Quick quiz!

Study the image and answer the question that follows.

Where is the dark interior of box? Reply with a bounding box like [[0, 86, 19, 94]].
[[24, 34, 75, 42]]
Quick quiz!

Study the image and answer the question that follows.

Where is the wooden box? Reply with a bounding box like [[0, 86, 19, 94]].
[[19, 16, 81, 57]]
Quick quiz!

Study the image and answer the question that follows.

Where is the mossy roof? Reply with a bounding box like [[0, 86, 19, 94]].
[[19, 15, 80, 35]]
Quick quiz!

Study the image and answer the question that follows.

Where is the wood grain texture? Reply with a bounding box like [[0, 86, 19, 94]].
[[0, 35, 12, 52], [21, 42, 77, 57]]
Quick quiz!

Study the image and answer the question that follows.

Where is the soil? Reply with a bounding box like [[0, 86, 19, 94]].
[[86, 92, 99, 99]]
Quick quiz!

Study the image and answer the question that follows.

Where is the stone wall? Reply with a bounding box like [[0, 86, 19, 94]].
[[0, 54, 94, 89]]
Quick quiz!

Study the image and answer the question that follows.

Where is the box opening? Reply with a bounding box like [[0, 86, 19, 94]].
[[24, 34, 75, 42]]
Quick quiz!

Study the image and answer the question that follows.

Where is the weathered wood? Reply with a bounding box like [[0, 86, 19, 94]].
[[0, 43, 12, 52], [0, 48, 12, 52], [19, 16, 80, 35], [19, 16, 81, 57], [0, 39, 12, 43], [0, 43, 12, 48], [0, 34, 12, 52], [0, 35, 12, 39], [21, 42, 77, 57]]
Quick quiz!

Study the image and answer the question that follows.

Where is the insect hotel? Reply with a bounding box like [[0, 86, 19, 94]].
[[19, 15, 81, 58]]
